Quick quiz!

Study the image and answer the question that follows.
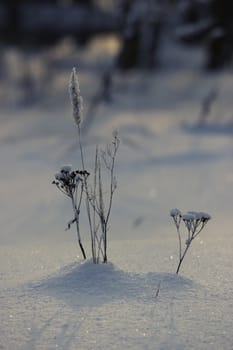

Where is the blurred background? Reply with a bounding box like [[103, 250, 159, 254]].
[[1, 0, 233, 244], [1, 6, 233, 350], [1, 0, 233, 106]]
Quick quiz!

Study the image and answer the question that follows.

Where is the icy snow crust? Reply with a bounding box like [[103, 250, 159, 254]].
[[1, 37, 233, 349]]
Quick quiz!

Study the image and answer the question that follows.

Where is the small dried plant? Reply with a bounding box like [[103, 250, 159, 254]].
[[52, 166, 89, 259], [170, 209, 211, 274], [53, 68, 119, 264], [88, 134, 119, 263]]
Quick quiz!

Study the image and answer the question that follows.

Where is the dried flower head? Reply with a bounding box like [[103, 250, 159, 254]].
[[69, 67, 83, 127], [170, 208, 182, 218], [60, 165, 72, 174], [198, 212, 211, 222]]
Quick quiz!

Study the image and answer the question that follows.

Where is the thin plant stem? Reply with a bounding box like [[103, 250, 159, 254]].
[[176, 242, 190, 274], [173, 217, 182, 261], [98, 160, 107, 262], [176, 223, 205, 274], [71, 193, 86, 260], [77, 124, 96, 263]]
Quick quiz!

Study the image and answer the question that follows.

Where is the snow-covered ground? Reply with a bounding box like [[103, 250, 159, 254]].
[[1, 37, 233, 349]]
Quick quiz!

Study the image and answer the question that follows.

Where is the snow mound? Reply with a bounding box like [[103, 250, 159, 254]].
[[31, 260, 194, 307]]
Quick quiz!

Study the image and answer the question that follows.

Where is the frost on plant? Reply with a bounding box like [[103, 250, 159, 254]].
[[53, 165, 90, 260], [69, 67, 83, 127], [53, 68, 119, 264], [170, 209, 211, 274]]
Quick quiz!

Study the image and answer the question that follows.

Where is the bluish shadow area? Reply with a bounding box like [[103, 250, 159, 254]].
[[182, 122, 233, 136], [135, 150, 219, 168], [118, 124, 156, 139], [28, 260, 195, 308]]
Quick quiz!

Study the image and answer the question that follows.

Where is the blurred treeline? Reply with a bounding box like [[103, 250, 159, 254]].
[[0, 0, 233, 70]]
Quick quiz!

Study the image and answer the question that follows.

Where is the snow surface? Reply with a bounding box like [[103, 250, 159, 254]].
[[1, 36, 233, 349]]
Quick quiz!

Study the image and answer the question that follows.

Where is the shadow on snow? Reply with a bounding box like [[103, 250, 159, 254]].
[[29, 260, 195, 308], [135, 150, 221, 168], [182, 122, 233, 136]]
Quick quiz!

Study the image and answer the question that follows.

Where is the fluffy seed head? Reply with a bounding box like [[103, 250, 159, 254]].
[[69, 67, 83, 127]]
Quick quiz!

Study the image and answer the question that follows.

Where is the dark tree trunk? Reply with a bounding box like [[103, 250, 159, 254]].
[[6, 0, 21, 43], [117, 1, 162, 71], [206, 0, 233, 69]]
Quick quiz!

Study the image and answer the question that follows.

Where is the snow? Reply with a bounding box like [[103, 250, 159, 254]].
[[187, 211, 211, 221], [182, 213, 196, 221], [1, 238, 233, 350], [170, 209, 182, 217], [1, 36, 233, 349], [60, 165, 72, 173], [199, 212, 211, 221]]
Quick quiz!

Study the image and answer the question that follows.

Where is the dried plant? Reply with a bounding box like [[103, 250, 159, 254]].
[[52, 166, 89, 259], [170, 209, 211, 274], [69, 67, 83, 128], [53, 68, 119, 264], [89, 133, 120, 263]]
